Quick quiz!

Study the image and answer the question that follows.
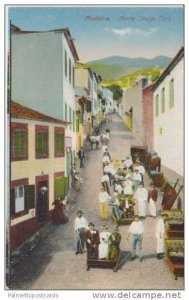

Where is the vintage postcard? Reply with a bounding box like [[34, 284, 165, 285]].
[[2, 2, 187, 298]]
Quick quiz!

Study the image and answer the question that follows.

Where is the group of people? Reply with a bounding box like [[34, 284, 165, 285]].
[[74, 210, 121, 266], [73, 125, 166, 265], [98, 143, 166, 262]]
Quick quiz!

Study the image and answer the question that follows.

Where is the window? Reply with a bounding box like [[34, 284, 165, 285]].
[[10, 178, 35, 218], [69, 59, 72, 84], [11, 123, 28, 161], [155, 94, 159, 117], [65, 50, 67, 77], [35, 125, 49, 159], [169, 79, 174, 108], [72, 66, 75, 87], [161, 88, 165, 113], [54, 127, 65, 157]]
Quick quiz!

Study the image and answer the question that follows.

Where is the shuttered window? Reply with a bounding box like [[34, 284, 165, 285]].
[[54, 127, 65, 157], [11, 123, 28, 161], [35, 126, 48, 159], [54, 176, 69, 199], [161, 88, 165, 113], [169, 79, 174, 108], [155, 94, 159, 117]]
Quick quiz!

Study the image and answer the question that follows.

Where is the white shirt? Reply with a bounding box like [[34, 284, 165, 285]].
[[123, 158, 133, 168], [115, 184, 123, 194], [99, 191, 111, 203], [138, 165, 145, 175], [124, 184, 133, 195], [101, 175, 109, 183], [129, 220, 144, 235], [104, 165, 110, 173], [74, 216, 88, 231], [102, 155, 110, 164], [133, 173, 142, 182]]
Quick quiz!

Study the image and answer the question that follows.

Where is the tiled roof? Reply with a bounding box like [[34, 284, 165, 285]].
[[11, 101, 71, 125]]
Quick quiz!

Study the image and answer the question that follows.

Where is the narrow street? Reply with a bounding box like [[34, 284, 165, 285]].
[[10, 114, 184, 290]]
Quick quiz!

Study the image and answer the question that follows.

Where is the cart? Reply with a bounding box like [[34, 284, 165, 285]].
[[86, 249, 121, 272]]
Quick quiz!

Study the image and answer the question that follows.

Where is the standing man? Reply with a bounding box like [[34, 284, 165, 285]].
[[148, 183, 158, 218], [107, 226, 121, 260], [98, 187, 111, 220], [84, 223, 100, 261], [134, 183, 148, 218], [128, 215, 144, 262], [74, 210, 88, 255], [155, 213, 167, 259], [78, 147, 85, 168], [38, 186, 48, 224]]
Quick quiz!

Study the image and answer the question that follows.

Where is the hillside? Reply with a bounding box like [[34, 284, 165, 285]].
[[86, 55, 171, 80], [102, 67, 164, 89]]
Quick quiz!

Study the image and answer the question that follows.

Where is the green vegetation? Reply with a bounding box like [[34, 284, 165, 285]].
[[102, 67, 164, 89]]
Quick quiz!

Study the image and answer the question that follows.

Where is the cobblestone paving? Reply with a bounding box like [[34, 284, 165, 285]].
[[10, 114, 184, 290]]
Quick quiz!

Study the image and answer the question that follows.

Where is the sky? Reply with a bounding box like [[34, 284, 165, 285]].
[[8, 6, 184, 63]]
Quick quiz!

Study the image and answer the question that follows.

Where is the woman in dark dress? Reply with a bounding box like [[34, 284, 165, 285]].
[[52, 196, 69, 225]]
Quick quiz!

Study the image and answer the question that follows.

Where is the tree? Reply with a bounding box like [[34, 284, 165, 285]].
[[106, 84, 123, 101]]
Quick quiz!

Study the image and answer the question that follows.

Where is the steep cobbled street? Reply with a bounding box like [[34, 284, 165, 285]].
[[10, 114, 184, 290]]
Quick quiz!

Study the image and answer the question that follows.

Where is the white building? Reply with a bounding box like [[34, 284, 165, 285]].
[[152, 47, 184, 177], [102, 88, 114, 115], [11, 25, 79, 177]]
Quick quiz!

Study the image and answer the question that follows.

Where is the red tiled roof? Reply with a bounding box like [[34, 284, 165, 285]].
[[11, 101, 71, 125]]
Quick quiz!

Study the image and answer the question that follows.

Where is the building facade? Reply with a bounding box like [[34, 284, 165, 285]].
[[10, 102, 69, 251], [152, 47, 184, 176]]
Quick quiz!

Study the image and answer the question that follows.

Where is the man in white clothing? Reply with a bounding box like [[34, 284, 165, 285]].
[[99, 187, 111, 220], [128, 215, 144, 262], [74, 210, 88, 255], [134, 183, 148, 217], [155, 213, 167, 259], [133, 169, 143, 190]]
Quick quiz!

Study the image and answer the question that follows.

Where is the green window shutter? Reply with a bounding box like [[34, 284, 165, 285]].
[[36, 132, 47, 156], [169, 79, 174, 108], [56, 133, 64, 155], [155, 95, 159, 117], [25, 185, 35, 210], [14, 129, 26, 157], [55, 177, 64, 198]]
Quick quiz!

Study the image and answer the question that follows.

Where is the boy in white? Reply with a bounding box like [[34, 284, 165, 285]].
[[99, 187, 111, 220], [128, 215, 144, 262], [99, 224, 111, 259]]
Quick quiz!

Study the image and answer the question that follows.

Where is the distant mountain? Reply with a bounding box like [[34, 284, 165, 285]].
[[86, 55, 171, 80]]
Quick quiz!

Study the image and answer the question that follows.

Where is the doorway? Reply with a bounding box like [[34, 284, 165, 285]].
[[36, 176, 49, 223]]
